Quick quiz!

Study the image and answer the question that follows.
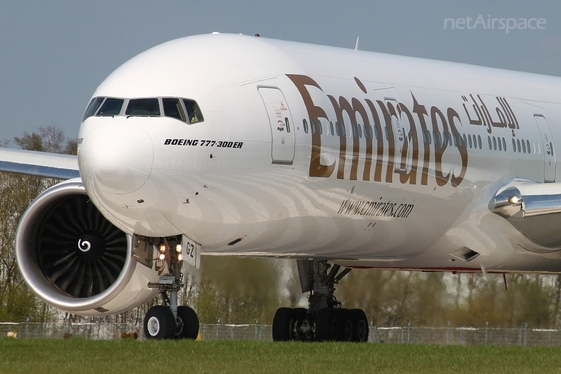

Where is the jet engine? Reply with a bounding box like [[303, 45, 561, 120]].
[[15, 179, 159, 316]]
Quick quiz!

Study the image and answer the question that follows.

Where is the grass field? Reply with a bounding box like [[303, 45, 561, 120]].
[[2, 339, 561, 373]]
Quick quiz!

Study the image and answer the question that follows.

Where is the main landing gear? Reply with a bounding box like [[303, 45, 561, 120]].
[[272, 260, 369, 342], [142, 236, 199, 340]]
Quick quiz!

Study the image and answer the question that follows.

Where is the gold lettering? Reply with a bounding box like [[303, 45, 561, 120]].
[[328, 96, 369, 180], [430, 106, 450, 186], [447, 108, 468, 187], [327, 96, 348, 180], [286, 74, 471, 188], [397, 103, 419, 185], [412, 94, 430, 185], [365, 99, 384, 182], [286, 75, 334, 177], [376, 101, 395, 183]]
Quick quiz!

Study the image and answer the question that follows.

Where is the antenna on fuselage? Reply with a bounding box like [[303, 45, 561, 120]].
[[354, 37, 360, 51]]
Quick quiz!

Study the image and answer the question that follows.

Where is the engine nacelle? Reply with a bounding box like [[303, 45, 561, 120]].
[[16, 178, 159, 316]]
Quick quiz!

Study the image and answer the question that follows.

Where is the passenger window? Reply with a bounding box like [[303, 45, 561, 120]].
[[329, 121, 334, 136], [318, 120, 323, 135], [163, 98, 186, 121], [527, 140, 531, 154], [303, 119, 309, 134], [126, 98, 160, 116], [502, 138, 507, 151], [478, 135, 482, 149], [335, 122, 340, 136], [97, 98, 124, 116], [83, 97, 104, 121], [512, 139, 517, 152], [285, 117, 291, 133], [183, 99, 204, 123]]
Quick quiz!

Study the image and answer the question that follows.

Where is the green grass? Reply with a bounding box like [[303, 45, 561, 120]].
[[1, 339, 561, 373]]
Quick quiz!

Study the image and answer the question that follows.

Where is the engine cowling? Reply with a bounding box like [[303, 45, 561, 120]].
[[16, 179, 159, 316]]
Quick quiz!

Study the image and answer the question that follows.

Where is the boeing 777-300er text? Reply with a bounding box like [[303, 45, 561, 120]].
[[3, 32, 561, 341]]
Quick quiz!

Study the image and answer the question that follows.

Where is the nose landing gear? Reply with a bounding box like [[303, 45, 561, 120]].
[[143, 288, 200, 340], [142, 235, 199, 340]]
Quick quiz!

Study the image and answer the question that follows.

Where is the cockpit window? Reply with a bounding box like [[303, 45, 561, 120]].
[[126, 98, 161, 116], [82, 96, 204, 124], [163, 98, 187, 122], [184, 99, 204, 123], [82, 97, 104, 121], [97, 98, 124, 116]]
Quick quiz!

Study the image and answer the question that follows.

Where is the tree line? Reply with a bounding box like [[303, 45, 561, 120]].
[[1, 127, 560, 329]]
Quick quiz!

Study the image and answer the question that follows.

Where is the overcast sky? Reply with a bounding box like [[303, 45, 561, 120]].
[[1, 0, 559, 145]]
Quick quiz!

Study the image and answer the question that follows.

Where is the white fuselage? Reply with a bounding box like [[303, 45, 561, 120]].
[[77, 33, 561, 273]]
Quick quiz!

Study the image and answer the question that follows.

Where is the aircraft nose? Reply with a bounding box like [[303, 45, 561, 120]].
[[79, 122, 153, 194]]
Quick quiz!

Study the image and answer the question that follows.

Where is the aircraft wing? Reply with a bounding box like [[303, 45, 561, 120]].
[[0, 148, 79, 180], [492, 179, 561, 250]]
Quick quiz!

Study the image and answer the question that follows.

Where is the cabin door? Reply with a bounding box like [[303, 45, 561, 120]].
[[534, 115, 556, 182], [259, 87, 295, 165]]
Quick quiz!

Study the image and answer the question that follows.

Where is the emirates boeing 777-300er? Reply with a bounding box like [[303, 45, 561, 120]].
[[3, 32, 561, 341]]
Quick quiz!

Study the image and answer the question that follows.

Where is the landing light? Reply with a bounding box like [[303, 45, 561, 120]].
[[159, 244, 166, 253], [158, 253, 165, 260], [178, 254, 183, 261], [509, 196, 523, 204], [176, 244, 182, 253]]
